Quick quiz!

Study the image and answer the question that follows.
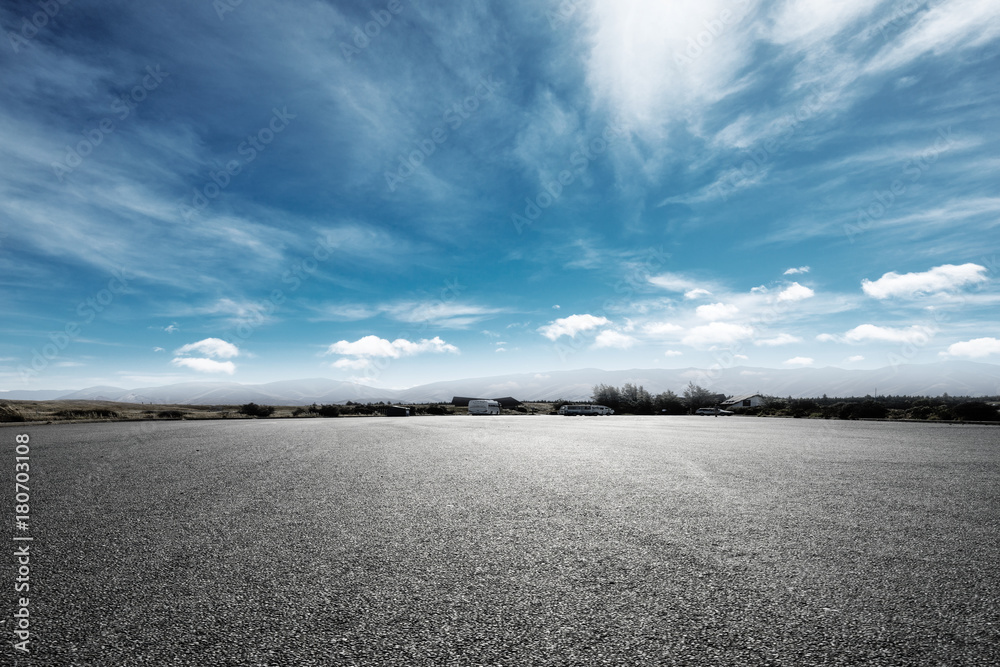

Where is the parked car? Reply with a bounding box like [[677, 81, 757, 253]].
[[695, 407, 733, 416]]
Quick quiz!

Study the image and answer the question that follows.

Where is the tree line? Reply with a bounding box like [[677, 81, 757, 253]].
[[581, 385, 999, 421], [588, 382, 723, 415]]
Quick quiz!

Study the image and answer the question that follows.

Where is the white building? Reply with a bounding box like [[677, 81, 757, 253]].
[[721, 393, 765, 409]]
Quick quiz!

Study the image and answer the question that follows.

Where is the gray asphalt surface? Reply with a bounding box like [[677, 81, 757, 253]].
[[3, 416, 999, 666]]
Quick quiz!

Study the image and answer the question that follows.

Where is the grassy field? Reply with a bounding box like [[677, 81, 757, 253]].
[[4, 416, 998, 665]]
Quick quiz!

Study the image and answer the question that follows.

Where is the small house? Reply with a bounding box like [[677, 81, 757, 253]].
[[721, 393, 765, 409]]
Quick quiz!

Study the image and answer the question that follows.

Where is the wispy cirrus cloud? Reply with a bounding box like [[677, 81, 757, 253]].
[[818, 324, 936, 344], [3, 0, 998, 388], [309, 300, 504, 328]]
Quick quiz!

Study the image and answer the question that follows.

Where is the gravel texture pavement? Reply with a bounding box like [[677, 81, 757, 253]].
[[3, 416, 998, 666]]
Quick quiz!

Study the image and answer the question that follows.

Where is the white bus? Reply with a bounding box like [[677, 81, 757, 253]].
[[468, 399, 500, 415], [558, 404, 614, 416]]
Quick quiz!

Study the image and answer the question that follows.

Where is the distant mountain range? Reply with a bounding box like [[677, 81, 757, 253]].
[[2, 361, 999, 405]]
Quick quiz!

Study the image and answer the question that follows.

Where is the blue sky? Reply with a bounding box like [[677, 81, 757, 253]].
[[1, 0, 998, 390]]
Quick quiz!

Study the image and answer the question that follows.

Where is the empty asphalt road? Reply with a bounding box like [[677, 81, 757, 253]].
[[4, 416, 998, 665]]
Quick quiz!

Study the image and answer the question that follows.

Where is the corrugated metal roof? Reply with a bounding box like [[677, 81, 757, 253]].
[[721, 393, 763, 405]]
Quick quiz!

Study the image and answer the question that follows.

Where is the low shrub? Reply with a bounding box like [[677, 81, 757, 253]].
[[314, 404, 340, 418], [239, 403, 275, 418], [0, 404, 26, 422], [54, 408, 121, 420]]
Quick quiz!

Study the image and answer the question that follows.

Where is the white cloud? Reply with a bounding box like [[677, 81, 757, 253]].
[[153, 347, 165, 353], [538, 314, 610, 340], [816, 333, 839, 343], [684, 288, 713, 299], [861, 263, 988, 299], [777, 282, 815, 302], [642, 321, 683, 336], [326, 335, 459, 359], [170, 357, 236, 374], [843, 324, 935, 344], [663, 349, 683, 357], [940, 337, 1000, 359], [682, 322, 755, 346], [734, 354, 749, 361], [328, 335, 397, 358], [649, 272, 701, 292], [174, 338, 240, 359], [846, 355, 865, 362], [164, 324, 178, 334], [783, 357, 814, 367], [696, 302, 740, 320], [755, 333, 803, 346], [585, 0, 757, 139], [389, 337, 459, 357], [783, 266, 810, 275], [495, 347, 507, 353], [592, 330, 638, 349]]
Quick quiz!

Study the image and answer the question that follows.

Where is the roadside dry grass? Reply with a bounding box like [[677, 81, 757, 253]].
[[0, 400, 559, 425], [0, 399, 242, 424]]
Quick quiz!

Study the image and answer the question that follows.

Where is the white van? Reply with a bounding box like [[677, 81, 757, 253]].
[[468, 399, 500, 415], [558, 404, 614, 416]]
